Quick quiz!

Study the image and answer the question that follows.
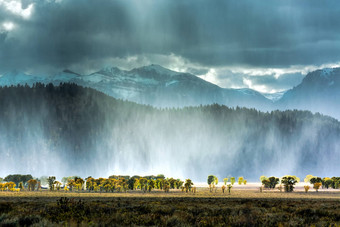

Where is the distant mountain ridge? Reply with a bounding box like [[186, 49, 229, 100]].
[[0, 64, 273, 109], [1, 65, 340, 119], [278, 67, 340, 119]]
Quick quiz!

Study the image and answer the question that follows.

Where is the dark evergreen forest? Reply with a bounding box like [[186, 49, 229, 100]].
[[0, 83, 339, 181]]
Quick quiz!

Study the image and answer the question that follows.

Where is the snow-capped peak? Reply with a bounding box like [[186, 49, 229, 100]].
[[99, 66, 122, 74], [133, 64, 179, 76]]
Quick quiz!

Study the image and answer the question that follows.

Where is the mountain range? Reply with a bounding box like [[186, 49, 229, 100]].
[[1, 83, 339, 180], [1, 65, 340, 119]]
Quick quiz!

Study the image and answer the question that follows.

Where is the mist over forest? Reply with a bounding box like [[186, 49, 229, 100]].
[[0, 83, 339, 181]]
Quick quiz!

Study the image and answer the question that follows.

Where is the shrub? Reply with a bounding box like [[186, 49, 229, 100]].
[[221, 185, 226, 193], [313, 182, 322, 192], [304, 185, 310, 193]]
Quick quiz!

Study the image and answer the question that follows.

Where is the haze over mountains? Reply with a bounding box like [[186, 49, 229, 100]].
[[1, 65, 340, 119], [1, 65, 339, 180], [0, 83, 339, 180]]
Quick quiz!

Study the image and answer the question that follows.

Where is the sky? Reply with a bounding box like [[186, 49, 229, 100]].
[[1, 0, 340, 93]]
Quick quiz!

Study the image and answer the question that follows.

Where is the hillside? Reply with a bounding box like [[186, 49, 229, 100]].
[[278, 68, 340, 119], [0, 65, 272, 109], [0, 83, 339, 181]]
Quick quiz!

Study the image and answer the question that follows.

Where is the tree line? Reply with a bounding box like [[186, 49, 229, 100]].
[[260, 175, 340, 193], [0, 174, 194, 193]]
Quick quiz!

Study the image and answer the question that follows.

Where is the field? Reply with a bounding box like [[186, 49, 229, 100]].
[[1, 184, 340, 226]]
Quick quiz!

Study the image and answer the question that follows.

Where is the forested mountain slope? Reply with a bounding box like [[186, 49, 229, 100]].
[[0, 83, 339, 181]]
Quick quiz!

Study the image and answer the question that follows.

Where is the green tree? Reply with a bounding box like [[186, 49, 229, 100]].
[[47, 176, 56, 191], [163, 179, 170, 193], [331, 177, 340, 189], [168, 178, 177, 189], [322, 177, 333, 189], [262, 176, 279, 189], [75, 177, 85, 190], [207, 175, 216, 185], [156, 178, 164, 190], [139, 178, 148, 192], [281, 176, 297, 192], [86, 177, 96, 191], [127, 177, 138, 190], [4, 174, 33, 187], [310, 177, 322, 185], [260, 176, 268, 182], [223, 178, 229, 185], [148, 179, 155, 192], [207, 175, 217, 192], [176, 179, 183, 189], [238, 177, 244, 185], [67, 179, 77, 191], [184, 179, 193, 193]]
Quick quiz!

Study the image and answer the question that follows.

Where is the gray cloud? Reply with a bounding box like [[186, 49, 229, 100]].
[[210, 71, 304, 93], [249, 73, 304, 91], [0, 0, 340, 81]]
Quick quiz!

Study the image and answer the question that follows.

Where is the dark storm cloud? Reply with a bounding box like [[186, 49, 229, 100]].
[[0, 0, 134, 72], [1, 0, 340, 73]]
